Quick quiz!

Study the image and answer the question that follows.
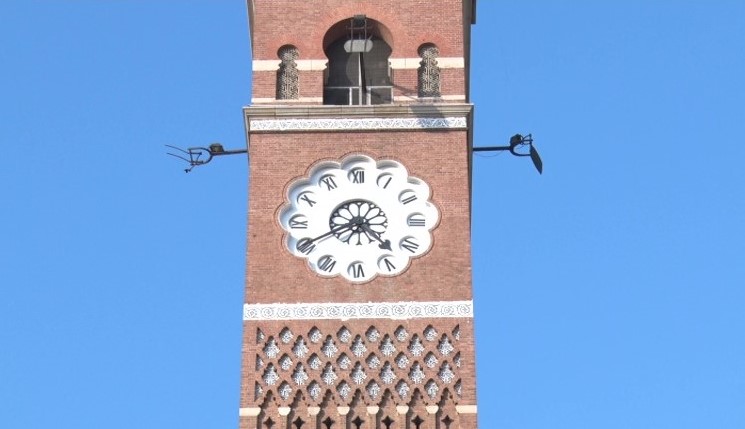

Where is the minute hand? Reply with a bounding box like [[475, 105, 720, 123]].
[[360, 224, 392, 250], [308, 221, 353, 244]]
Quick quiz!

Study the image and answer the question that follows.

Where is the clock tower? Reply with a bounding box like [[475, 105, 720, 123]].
[[240, 2, 478, 428]]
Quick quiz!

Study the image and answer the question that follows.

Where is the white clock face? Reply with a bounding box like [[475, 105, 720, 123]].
[[279, 155, 440, 283]]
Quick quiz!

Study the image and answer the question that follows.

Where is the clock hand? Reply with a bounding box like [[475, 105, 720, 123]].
[[306, 221, 354, 244], [296, 222, 353, 254], [360, 224, 392, 251]]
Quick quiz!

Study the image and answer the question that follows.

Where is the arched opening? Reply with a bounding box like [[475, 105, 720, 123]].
[[323, 16, 393, 105]]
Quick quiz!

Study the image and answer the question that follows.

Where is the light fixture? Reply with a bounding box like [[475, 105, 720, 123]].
[[473, 133, 543, 174], [166, 143, 247, 173]]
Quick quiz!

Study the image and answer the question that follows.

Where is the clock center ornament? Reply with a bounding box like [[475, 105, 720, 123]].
[[279, 155, 440, 283], [329, 200, 389, 247]]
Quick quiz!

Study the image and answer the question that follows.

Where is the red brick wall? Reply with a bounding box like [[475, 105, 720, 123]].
[[242, 2, 477, 428], [249, 0, 468, 100], [240, 127, 478, 427], [245, 131, 472, 304], [249, 0, 465, 59]]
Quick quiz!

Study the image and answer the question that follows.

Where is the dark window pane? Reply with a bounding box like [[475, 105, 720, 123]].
[[324, 88, 350, 105], [324, 34, 392, 105], [370, 88, 392, 105], [326, 40, 358, 86], [363, 39, 392, 86]]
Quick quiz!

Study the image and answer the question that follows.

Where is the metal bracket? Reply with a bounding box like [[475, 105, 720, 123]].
[[473, 133, 543, 174], [166, 143, 247, 173]]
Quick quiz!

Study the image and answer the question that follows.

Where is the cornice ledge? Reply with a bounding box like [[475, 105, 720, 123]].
[[244, 103, 473, 120]]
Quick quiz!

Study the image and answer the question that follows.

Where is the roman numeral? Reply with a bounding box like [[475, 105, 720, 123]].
[[350, 169, 365, 184], [382, 258, 396, 272], [400, 191, 418, 205], [320, 176, 337, 191], [296, 238, 316, 255], [400, 237, 419, 253], [350, 262, 365, 279], [299, 193, 316, 207], [317, 255, 337, 272], [407, 214, 426, 227], [378, 174, 392, 189], [289, 216, 308, 229]]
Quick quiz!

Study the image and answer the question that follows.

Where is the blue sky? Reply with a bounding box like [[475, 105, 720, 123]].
[[1, 1, 744, 428]]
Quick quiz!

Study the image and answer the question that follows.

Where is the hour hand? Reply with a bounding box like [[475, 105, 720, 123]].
[[360, 224, 392, 250]]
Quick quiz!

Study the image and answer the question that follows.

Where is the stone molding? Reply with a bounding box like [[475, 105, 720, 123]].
[[245, 103, 472, 120], [248, 117, 467, 132], [243, 300, 473, 321]]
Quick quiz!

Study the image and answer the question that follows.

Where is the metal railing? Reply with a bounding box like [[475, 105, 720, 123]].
[[323, 85, 393, 105]]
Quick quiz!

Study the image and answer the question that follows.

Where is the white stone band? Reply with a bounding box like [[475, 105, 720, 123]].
[[239, 404, 477, 416], [243, 300, 473, 321], [249, 95, 467, 104], [389, 57, 464, 69], [252, 57, 464, 72], [250, 97, 325, 104], [249, 117, 467, 132]]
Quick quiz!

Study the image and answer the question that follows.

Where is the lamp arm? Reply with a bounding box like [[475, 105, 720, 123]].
[[472, 145, 511, 152]]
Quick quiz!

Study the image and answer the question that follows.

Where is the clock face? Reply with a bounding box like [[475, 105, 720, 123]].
[[279, 155, 440, 283]]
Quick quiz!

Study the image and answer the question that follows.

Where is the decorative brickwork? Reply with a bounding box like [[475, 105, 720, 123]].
[[277, 45, 299, 100], [249, 117, 467, 132], [250, 324, 464, 412], [418, 44, 441, 97], [244, 301, 473, 321]]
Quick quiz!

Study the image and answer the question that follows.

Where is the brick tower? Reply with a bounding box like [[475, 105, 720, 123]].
[[240, 2, 478, 428]]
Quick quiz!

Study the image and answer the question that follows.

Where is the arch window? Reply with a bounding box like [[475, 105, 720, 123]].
[[324, 16, 392, 105]]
